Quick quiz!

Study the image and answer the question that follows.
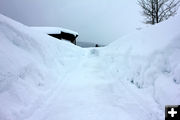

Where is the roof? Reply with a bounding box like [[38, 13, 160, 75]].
[[30, 26, 78, 36]]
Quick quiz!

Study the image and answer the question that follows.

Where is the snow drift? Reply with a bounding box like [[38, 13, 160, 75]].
[[102, 13, 180, 108], [0, 12, 180, 120], [0, 13, 84, 120]]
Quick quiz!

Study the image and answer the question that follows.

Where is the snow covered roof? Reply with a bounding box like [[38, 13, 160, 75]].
[[30, 27, 78, 36]]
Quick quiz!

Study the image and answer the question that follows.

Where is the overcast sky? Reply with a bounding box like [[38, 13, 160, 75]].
[[0, 0, 142, 44]]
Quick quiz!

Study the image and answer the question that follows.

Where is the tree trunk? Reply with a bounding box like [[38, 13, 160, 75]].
[[151, 0, 155, 24], [155, 0, 159, 23]]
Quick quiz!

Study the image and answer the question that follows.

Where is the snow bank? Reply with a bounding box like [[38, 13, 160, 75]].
[[1, 12, 180, 120], [0, 14, 84, 120], [102, 14, 180, 108]]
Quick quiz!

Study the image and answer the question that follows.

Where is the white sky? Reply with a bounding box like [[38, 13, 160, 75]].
[[0, 0, 142, 44]]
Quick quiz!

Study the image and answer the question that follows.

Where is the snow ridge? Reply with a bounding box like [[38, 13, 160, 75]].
[[0, 13, 180, 120]]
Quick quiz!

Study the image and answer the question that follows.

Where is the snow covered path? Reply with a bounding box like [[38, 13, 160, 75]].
[[26, 49, 163, 120], [1, 12, 180, 120]]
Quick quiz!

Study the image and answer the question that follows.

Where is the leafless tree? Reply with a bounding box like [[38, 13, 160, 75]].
[[138, 0, 180, 24]]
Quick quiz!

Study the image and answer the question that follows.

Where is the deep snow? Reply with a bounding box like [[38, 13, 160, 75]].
[[0, 13, 180, 120]]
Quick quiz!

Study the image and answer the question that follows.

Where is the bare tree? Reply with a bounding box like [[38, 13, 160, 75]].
[[138, 0, 180, 24]]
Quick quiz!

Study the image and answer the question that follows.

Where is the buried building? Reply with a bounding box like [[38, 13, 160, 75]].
[[30, 27, 78, 44]]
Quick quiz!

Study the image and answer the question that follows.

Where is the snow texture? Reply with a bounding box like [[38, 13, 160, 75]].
[[0, 12, 180, 120]]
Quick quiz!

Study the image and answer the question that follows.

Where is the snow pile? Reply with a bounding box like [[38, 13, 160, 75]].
[[102, 14, 180, 108], [0, 12, 180, 120], [0, 14, 84, 120]]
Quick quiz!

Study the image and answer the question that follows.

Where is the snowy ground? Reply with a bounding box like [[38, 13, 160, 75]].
[[0, 13, 180, 120]]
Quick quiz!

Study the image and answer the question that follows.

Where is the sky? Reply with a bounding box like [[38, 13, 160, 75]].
[[0, 0, 142, 44]]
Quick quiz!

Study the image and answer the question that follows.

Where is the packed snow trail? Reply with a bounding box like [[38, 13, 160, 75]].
[[26, 49, 163, 120], [1, 13, 180, 120]]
